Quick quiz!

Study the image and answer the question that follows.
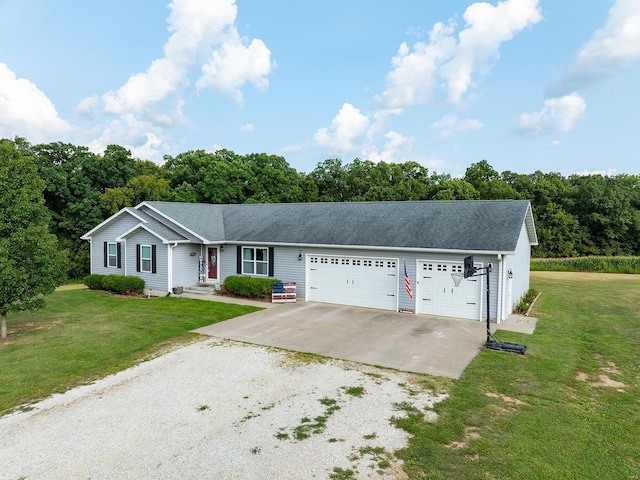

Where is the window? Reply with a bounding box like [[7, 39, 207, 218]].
[[141, 245, 152, 273], [104, 241, 120, 269], [107, 242, 118, 267], [242, 247, 268, 276]]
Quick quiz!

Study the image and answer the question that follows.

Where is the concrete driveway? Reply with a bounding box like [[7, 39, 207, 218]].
[[194, 301, 488, 378]]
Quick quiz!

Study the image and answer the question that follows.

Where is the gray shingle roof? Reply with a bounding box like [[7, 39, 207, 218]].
[[143, 202, 226, 242], [143, 200, 535, 253]]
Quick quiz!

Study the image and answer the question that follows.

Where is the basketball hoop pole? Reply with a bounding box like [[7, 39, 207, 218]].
[[471, 264, 492, 344], [463, 256, 526, 355]]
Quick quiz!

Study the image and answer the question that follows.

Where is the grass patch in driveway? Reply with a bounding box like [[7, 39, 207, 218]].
[[0, 289, 260, 415], [395, 272, 640, 479]]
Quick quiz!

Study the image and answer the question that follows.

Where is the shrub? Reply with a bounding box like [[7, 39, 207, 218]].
[[530, 256, 640, 274], [223, 275, 281, 298], [100, 275, 145, 295], [514, 287, 539, 314], [83, 274, 106, 290]]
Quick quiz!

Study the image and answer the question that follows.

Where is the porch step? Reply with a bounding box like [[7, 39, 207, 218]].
[[183, 284, 218, 295]]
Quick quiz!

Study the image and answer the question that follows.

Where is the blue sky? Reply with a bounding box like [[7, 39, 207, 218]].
[[1, 0, 639, 177]]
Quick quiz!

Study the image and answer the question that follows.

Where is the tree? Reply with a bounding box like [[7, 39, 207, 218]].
[[464, 160, 518, 199], [0, 139, 67, 340], [243, 153, 306, 203], [309, 159, 349, 202]]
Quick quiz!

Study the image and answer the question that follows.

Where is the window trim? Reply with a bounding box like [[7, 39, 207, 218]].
[[104, 241, 121, 269], [140, 245, 153, 273], [242, 246, 269, 276], [107, 242, 118, 268], [236, 246, 274, 277]]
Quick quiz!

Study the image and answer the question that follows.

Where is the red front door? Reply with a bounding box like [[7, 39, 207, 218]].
[[207, 247, 218, 280]]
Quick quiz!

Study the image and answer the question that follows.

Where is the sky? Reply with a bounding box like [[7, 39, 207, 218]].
[[1, 0, 639, 177]]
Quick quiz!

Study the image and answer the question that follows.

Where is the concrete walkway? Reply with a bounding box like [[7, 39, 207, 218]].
[[194, 301, 491, 378]]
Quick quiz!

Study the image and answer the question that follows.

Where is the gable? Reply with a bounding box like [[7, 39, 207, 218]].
[[80, 208, 146, 240]]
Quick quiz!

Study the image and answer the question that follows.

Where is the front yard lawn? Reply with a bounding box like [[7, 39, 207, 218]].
[[0, 290, 260, 415]]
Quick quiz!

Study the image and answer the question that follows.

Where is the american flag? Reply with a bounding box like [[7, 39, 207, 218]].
[[404, 260, 413, 299]]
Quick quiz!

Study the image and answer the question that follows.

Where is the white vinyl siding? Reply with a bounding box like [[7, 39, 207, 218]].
[[171, 243, 203, 288], [126, 231, 167, 291], [505, 222, 532, 313], [89, 214, 139, 275]]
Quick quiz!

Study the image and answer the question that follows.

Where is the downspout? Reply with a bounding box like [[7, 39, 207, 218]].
[[168, 242, 178, 291], [88, 239, 93, 274], [123, 240, 127, 276], [496, 254, 503, 324]]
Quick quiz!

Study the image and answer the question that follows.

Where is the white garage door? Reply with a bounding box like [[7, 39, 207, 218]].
[[417, 261, 482, 320], [306, 255, 398, 311]]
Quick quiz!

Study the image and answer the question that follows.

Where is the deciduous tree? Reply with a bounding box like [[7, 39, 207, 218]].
[[0, 139, 67, 340]]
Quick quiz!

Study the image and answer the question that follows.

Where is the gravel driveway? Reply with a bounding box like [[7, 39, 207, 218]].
[[0, 339, 447, 480]]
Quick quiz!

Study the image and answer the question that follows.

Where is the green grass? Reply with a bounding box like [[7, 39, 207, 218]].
[[0, 289, 260, 415], [395, 271, 640, 479]]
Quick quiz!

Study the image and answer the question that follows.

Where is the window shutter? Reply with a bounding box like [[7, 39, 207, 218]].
[[104, 242, 108, 268], [136, 244, 141, 272], [116, 243, 122, 269], [268, 247, 274, 277], [237, 246, 242, 274], [151, 245, 157, 274]]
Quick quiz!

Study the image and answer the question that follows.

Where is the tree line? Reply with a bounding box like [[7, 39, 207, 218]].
[[4, 137, 640, 280]]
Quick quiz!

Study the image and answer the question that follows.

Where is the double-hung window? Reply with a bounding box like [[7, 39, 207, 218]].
[[243, 247, 268, 276], [107, 242, 118, 267], [140, 245, 152, 273]]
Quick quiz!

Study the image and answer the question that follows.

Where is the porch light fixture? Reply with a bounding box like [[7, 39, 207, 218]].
[[220, 245, 225, 252], [298, 251, 303, 261]]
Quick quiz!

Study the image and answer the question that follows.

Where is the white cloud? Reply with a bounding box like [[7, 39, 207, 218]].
[[101, 0, 238, 118], [381, 22, 457, 108], [313, 103, 370, 154], [86, 114, 170, 163], [74, 0, 274, 162], [0, 63, 72, 142], [431, 115, 483, 139], [76, 95, 99, 115], [550, 0, 640, 95], [549, 139, 561, 147], [196, 27, 274, 104], [381, 0, 542, 107], [240, 123, 255, 133], [442, 0, 542, 103], [516, 92, 586, 137], [279, 142, 308, 154], [573, 168, 617, 177], [362, 131, 412, 163], [94, 0, 272, 119]]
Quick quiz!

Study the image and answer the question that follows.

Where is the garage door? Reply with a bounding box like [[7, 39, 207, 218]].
[[306, 255, 398, 310], [416, 261, 482, 320]]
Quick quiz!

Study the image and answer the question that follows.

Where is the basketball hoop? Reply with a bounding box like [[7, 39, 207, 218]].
[[451, 272, 464, 287]]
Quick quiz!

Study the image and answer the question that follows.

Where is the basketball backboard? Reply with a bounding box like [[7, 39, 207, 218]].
[[463, 255, 476, 278]]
